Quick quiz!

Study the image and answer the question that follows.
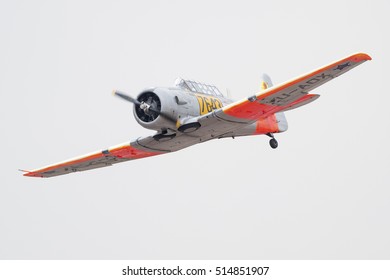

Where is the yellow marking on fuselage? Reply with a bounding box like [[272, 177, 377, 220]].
[[195, 94, 223, 115]]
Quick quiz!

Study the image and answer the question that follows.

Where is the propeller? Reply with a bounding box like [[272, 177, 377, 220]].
[[113, 90, 175, 122], [113, 90, 163, 115]]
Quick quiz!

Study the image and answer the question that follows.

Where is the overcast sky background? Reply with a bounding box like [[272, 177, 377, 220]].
[[1, 0, 389, 259]]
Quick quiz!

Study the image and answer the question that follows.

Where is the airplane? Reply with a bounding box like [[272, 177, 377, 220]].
[[22, 53, 371, 178]]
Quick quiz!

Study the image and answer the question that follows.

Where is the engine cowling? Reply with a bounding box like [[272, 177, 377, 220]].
[[133, 89, 178, 131]]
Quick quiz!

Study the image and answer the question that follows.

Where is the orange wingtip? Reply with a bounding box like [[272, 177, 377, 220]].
[[351, 53, 372, 61], [23, 171, 42, 177], [19, 169, 39, 177]]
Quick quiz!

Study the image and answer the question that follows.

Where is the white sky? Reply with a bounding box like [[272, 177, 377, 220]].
[[1, 0, 389, 259]]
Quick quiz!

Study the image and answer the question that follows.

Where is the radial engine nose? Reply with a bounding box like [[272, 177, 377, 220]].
[[134, 91, 161, 122]]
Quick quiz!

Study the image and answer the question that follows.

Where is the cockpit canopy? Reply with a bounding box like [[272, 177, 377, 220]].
[[175, 78, 224, 97]]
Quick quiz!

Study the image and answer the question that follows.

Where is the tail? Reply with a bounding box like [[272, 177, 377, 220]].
[[261, 74, 288, 132], [261, 73, 320, 113], [261, 73, 273, 90]]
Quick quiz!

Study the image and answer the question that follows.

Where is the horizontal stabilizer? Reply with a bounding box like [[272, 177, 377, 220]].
[[280, 94, 320, 112]]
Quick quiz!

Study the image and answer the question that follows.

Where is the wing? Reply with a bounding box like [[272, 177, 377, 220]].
[[23, 141, 166, 178], [217, 53, 371, 122]]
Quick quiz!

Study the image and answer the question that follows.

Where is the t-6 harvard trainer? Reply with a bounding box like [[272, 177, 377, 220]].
[[23, 53, 371, 177]]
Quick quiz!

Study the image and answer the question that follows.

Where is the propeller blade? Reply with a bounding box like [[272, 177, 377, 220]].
[[112, 90, 141, 106], [112, 89, 176, 123]]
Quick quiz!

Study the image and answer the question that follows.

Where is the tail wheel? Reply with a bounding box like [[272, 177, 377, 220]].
[[269, 138, 278, 149]]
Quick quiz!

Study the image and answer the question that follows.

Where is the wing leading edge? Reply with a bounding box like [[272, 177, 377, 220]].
[[23, 142, 165, 178]]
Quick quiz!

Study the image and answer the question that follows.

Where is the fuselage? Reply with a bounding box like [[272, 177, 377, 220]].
[[133, 79, 287, 139]]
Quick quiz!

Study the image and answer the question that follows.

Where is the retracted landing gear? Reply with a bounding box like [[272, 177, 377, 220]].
[[153, 129, 176, 142], [266, 133, 278, 149]]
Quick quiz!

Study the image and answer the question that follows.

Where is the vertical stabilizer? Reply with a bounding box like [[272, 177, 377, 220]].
[[261, 74, 288, 132], [261, 73, 273, 90]]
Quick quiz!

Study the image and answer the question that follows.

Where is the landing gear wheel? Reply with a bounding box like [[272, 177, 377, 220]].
[[178, 122, 201, 133], [269, 138, 278, 149], [153, 133, 176, 142]]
